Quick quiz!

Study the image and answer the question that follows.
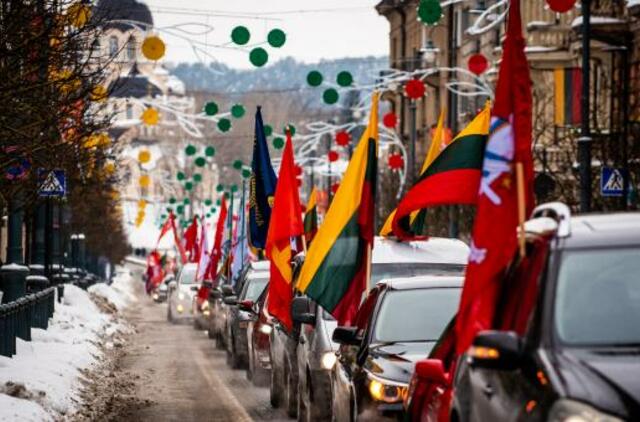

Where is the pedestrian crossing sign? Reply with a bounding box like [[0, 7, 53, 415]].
[[601, 167, 626, 197], [38, 169, 66, 197]]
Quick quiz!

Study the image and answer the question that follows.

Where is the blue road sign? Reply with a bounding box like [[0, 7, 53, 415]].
[[38, 169, 66, 197], [601, 167, 626, 197]]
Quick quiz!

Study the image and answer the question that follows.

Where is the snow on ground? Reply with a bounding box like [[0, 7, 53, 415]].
[[0, 267, 135, 421]]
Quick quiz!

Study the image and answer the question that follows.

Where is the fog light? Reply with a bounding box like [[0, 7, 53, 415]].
[[259, 324, 272, 335], [321, 352, 337, 370], [178, 292, 185, 301], [152, 293, 159, 300], [177, 304, 184, 313], [203, 310, 210, 316], [367, 376, 407, 403]]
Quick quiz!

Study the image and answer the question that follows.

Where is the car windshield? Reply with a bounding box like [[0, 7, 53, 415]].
[[179, 266, 197, 285], [555, 248, 640, 347], [373, 288, 461, 343], [241, 277, 269, 301], [370, 263, 463, 288]]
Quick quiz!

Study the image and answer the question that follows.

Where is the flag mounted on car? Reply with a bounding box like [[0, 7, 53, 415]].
[[297, 93, 379, 326], [455, 0, 534, 355], [391, 104, 491, 239], [249, 106, 278, 252], [303, 186, 319, 245]]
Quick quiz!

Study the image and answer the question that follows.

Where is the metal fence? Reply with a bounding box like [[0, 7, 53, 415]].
[[0, 287, 55, 357]]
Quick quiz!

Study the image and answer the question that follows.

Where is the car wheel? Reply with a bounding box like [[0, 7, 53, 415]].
[[284, 361, 298, 418], [229, 335, 242, 369], [270, 359, 283, 408], [246, 349, 255, 381], [297, 383, 308, 422], [306, 373, 327, 420], [207, 323, 215, 339], [252, 350, 269, 387], [167, 306, 173, 323]]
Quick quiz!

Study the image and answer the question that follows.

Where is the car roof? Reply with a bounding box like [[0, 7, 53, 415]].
[[181, 263, 198, 270], [564, 212, 640, 248], [372, 236, 469, 265], [251, 260, 270, 271], [247, 269, 270, 280], [379, 275, 464, 290]]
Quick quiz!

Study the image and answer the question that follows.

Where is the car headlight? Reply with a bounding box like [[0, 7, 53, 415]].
[[178, 292, 185, 301], [201, 301, 209, 311], [321, 352, 337, 370], [259, 324, 273, 335], [176, 304, 184, 313], [152, 293, 159, 300], [367, 374, 408, 403], [549, 399, 624, 422]]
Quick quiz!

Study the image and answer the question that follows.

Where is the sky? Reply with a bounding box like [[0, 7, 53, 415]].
[[142, 0, 390, 68]]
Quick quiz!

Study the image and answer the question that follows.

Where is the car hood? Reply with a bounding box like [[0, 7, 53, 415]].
[[364, 341, 433, 384], [551, 348, 640, 419]]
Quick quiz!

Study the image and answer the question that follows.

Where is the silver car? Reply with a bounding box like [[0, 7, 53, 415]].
[[167, 263, 199, 323]]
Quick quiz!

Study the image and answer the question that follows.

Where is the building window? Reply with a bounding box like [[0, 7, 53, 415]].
[[126, 103, 133, 119], [109, 36, 118, 57], [127, 37, 137, 60]]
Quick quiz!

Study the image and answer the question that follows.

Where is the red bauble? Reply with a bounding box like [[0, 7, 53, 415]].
[[404, 79, 426, 99], [468, 53, 489, 75], [335, 131, 351, 146], [328, 150, 339, 162], [388, 153, 404, 170], [382, 112, 398, 128], [546, 0, 576, 13], [294, 165, 303, 176], [331, 183, 340, 194]]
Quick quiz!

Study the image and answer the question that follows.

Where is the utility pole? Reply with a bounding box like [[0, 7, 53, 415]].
[[447, 5, 459, 238], [578, 0, 592, 213], [408, 100, 418, 186]]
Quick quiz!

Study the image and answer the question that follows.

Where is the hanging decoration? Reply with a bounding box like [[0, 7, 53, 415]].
[[141, 107, 159, 126], [231, 26, 251, 45], [195, 157, 206, 167], [468, 53, 489, 75], [382, 112, 398, 128], [328, 150, 339, 162], [204, 101, 218, 116], [233, 160, 243, 170], [267, 29, 286, 48], [205, 146, 216, 157], [336, 71, 354, 87], [307, 71, 323, 87], [177, 172, 186, 181], [283, 125, 296, 136], [139, 174, 151, 188], [417, 0, 442, 26], [272, 137, 285, 150], [138, 150, 151, 164], [335, 131, 351, 146], [405, 79, 426, 99], [193, 173, 202, 182], [66, 3, 91, 28], [264, 125, 273, 137], [141, 35, 166, 61], [388, 153, 404, 170], [218, 118, 232, 132], [216, 184, 224, 192], [184, 181, 194, 191], [323, 88, 339, 105], [546, 0, 577, 13], [242, 169, 251, 178], [90, 85, 107, 102], [249, 47, 269, 67], [169, 197, 177, 204], [231, 104, 245, 119]]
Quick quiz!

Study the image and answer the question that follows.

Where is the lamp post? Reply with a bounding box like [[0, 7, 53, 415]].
[[578, 0, 592, 213], [1, 194, 28, 302]]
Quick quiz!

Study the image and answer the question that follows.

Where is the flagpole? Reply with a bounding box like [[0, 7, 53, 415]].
[[240, 180, 246, 268], [516, 162, 526, 258], [365, 243, 372, 294]]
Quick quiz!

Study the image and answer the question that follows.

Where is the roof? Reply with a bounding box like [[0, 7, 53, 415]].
[[381, 275, 464, 290], [251, 260, 270, 271], [108, 67, 163, 98], [372, 236, 469, 265], [93, 0, 154, 31], [563, 212, 640, 248]]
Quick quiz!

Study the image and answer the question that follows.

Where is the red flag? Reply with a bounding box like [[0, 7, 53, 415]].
[[266, 130, 304, 331], [158, 212, 187, 264], [455, 0, 534, 355], [183, 216, 200, 263], [157, 212, 175, 245], [207, 196, 228, 281]]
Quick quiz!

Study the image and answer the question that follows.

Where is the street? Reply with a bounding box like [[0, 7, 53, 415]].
[[116, 265, 288, 422]]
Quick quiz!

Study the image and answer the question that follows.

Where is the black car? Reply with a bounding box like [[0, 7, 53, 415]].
[[456, 203, 640, 422], [331, 275, 462, 421], [223, 270, 269, 369]]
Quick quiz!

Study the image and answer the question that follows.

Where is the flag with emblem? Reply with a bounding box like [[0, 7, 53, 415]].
[[455, 0, 534, 355], [266, 130, 304, 330], [249, 106, 278, 251], [296, 93, 379, 326], [391, 104, 491, 239]]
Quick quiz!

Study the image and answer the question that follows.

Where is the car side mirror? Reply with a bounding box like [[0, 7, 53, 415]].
[[223, 295, 238, 306], [209, 289, 222, 300], [168, 281, 177, 290], [468, 330, 523, 371], [190, 285, 199, 292], [415, 359, 448, 385], [291, 296, 315, 325], [239, 299, 255, 313], [332, 326, 362, 346], [221, 285, 234, 297], [164, 276, 175, 284]]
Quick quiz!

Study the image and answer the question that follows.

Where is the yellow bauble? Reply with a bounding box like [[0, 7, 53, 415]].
[[138, 150, 151, 164], [139, 174, 151, 188], [141, 35, 166, 61], [90, 85, 108, 102], [141, 107, 159, 126], [104, 162, 115, 174], [66, 3, 91, 28], [138, 199, 147, 208], [97, 133, 111, 147]]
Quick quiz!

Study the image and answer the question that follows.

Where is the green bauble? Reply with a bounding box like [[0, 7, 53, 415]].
[[231, 104, 245, 119], [193, 173, 202, 182], [307, 70, 323, 87], [323, 88, 339, 105], [218, 118, 231, 132], [272, 137, 284, 150], [231, 26, 250, 45], [204, 102, 218, 116], [185, 181, 193, 191], [195, 157, 206, 167], [177, 171, 186, 181], [204, 199, 212, 206], [267, 28, 286, 48], [249, 47, 268, 67], [233, 160, 243, 170], [205, 146, 216, 157], [185, 145, 196, 156], [417, 0, 442, 25], [336, 71, 353, 87], [264, 124, 273, 137], [169, 197, 177, 204], [242, 168, 251, 179]]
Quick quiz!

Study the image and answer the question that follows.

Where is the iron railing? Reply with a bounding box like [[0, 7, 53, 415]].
[[0, 287, 55, 357]]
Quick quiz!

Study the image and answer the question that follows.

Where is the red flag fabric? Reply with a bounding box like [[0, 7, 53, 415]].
[[157, 212, 175, 245], [157, 212, 187, 264], [455, 0, 534, 355], [183, 217, 200, 263], [145, 250, 164, 294], [207, 196, 228, 282], [266, 130, 304, 331]]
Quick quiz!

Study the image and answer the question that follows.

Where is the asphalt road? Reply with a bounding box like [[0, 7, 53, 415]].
[[121, 265, 289, 422]]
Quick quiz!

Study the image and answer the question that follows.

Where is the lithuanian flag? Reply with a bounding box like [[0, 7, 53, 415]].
[[392, 103, 491, 239], [297, 93, 379, 326], [303, 187, 319, 245], [380, 110, 449, 237], [554, 68, 582, 126]]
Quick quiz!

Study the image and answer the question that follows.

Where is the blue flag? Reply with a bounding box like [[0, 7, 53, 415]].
[[249, 107, 277, 250]]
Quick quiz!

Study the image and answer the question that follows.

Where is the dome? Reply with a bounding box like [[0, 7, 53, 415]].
[[93, 0, 154, 31]]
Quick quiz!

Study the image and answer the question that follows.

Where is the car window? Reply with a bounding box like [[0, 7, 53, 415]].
[[555, 247, 640, 347], [373, 288, 461, 343], [371, 263, 463, 288], [179, 266, 197, 285], [240, 277, 269, 301]]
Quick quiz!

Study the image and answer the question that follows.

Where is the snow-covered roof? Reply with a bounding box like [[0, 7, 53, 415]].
[[372, 237, 469, 265], [525, 46, 562, 53]]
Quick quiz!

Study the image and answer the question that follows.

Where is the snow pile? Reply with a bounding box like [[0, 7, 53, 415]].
[[88, 265, 137, 311], [0, 280, 131, 421]]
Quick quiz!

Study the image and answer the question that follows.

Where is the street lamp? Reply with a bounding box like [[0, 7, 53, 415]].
[[420, 40, 440, 66]]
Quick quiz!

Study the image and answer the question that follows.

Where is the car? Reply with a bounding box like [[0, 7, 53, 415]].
[[151, 273, 173, 303], [270, 236, 468, 420], [246, 285, 273, 387], [332, 275, 462, 421], [207, 272, 231, 347], [223, 267, 270, 369], [192, 279, 213, 330], [449, 203, 640, 422], [167, 263, 199, 323]]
